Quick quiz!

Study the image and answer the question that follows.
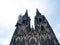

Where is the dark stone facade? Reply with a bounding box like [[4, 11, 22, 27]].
[[10, 9, 60, 45]]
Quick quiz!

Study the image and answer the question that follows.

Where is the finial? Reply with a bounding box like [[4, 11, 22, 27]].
[[36, 8, 41, 15], [24, 10, 28, 17]]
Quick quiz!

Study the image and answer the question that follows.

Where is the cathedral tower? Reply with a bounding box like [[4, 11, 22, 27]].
[[34, 9, 59, 45], [10, 9, 60, 45]]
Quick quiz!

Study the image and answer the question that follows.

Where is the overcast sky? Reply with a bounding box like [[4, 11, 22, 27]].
[[0, 0, 60, 45]]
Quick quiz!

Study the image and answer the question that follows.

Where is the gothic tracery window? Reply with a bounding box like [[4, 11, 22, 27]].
[[39, 18, 42, 22], [20, 38, 26, 45], [30, 39, 37, 45], [41, 25, 45, 31], [15, 37, 26, 45], [22, 20, 26, 24], [40, 37, 45, 45], [15, 37, 20, 45], [47, 36, 52, 45]]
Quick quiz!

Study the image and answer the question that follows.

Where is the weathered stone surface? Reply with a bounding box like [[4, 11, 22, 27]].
[[10, 9, 60, 45]]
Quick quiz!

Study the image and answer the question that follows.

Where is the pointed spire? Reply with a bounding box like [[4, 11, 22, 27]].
[[24, 10, 28, 17], [36, 9, 41, 16]]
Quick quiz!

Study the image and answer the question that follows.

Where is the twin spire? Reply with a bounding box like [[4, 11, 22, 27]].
[[16, 9, 42, 26], [24, 9, 41, 17]]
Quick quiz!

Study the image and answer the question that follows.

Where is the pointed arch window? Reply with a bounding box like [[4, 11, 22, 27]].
[[22, 20, 26, 24], [47, 37, 52, 45], [15, 38, 26, 45], [20, 38, 26, 45], [39, 18, 42, 22], [41, 25, 45, 31], [15, 37, 20, 45], [29, 39, 37, 45], [40, 37, 45, 45]]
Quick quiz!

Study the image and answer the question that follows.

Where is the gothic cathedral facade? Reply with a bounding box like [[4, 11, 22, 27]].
[[10, 9, 60, 45]]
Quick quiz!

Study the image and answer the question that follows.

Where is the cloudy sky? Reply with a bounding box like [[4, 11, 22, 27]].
[[0, 0, 60, 45]]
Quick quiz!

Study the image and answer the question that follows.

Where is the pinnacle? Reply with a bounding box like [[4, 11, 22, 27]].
[[36, 9, 41, 16], [24, 10, 28, 17]]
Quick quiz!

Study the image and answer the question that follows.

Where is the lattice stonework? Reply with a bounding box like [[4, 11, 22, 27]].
[[10, 9, 60, 45]]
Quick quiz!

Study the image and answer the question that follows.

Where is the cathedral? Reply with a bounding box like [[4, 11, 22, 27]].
[[10, 9, 60, 45]]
